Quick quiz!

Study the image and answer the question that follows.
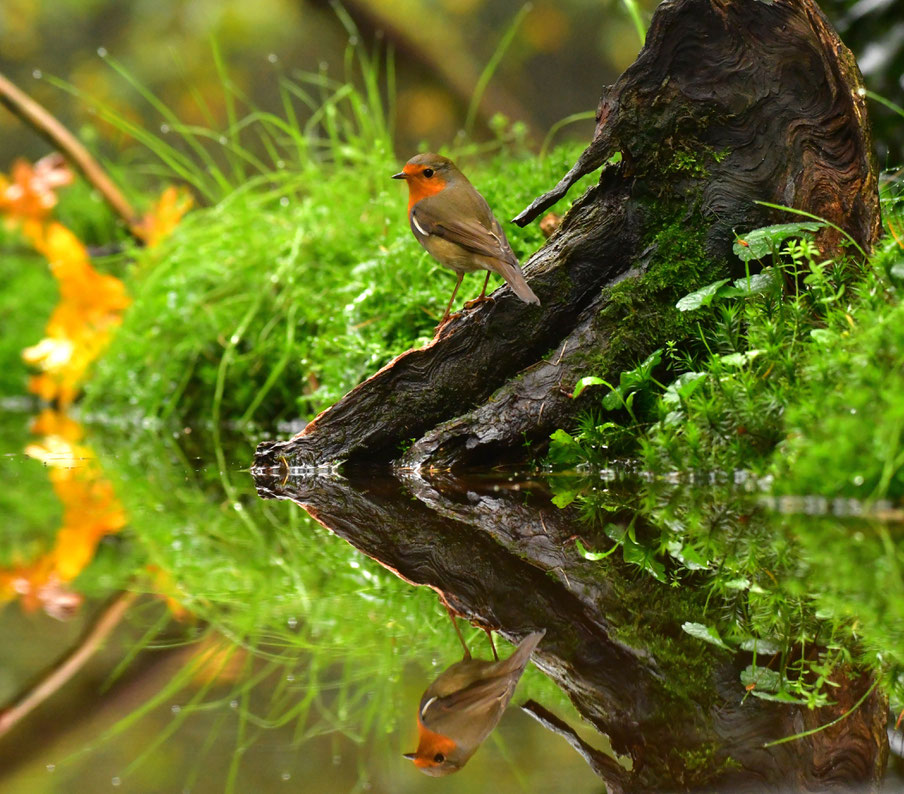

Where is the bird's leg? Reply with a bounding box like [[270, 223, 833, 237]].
[[439, 273, 465, 327], [446, 604, 471, 660], [478, 271, 491, 300], [485, 628, 499, 661], [464, 272, 493, 310]]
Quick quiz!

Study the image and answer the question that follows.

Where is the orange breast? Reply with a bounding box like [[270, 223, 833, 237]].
[[404, 167, 446, 212], [413, 720, 457, 768]]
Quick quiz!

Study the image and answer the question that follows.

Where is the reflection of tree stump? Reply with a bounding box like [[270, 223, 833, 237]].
[[254, 0, 878, 470], [253, 470, 888, 790]]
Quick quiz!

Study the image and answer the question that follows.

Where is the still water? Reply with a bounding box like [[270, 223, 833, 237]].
[[2, 404, 903, 792]]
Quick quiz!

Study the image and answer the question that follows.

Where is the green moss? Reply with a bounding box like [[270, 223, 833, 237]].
[[574, 201, 723, 391], [83, 143, 593, 429], [0, 228, 58, 399], [672, 741, 740, 783], [547, 209, 904, 712], [664, 148, 710, 179]]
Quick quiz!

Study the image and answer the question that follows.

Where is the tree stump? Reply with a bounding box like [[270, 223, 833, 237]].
[[254, 0, 878, 471]]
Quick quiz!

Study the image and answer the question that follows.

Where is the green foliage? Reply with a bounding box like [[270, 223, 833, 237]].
[[732, 222, 824, 262], [548, 200, 904, 712], [83, 142, 588, 428], [0, 411, 62, 564], [65, 44, 593, 429], [779, 293, 904, 499], [0, 226, 58, 399]]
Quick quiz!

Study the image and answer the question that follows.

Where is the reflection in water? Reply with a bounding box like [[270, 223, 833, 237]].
[[1, 417, 604, 792], [254, 465, 893, 791], [405, 619, 545, 776], [8, 409, 126, 620], [3, 406, 903, 791]]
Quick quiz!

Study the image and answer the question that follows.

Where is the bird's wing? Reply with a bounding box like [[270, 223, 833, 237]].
[[420, 675, 514, 726], [412, 198, 518, 265]]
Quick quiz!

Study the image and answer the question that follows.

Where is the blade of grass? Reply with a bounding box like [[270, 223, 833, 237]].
[[464, 3, 532, 138]]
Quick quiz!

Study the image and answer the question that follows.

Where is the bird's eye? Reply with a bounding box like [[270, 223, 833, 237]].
[[433, 753, 445, 763], [423, 168, 434, 178]]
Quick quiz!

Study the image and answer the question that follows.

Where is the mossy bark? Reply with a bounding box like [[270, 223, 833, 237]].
[[255, 0, 878, 472]]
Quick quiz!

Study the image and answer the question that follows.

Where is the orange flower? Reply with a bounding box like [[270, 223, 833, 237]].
[[22, 222, 130, 405], [0, 153, 73, 224], [134, 185, 193, 248], [6, 410, 128, 618]]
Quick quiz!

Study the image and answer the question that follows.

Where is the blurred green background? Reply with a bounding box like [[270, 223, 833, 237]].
[[2, 0, 903, 169]]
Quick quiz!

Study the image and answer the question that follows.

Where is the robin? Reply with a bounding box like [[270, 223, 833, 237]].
[[392, 153, 540, 323], [404, 611, 546, 777]]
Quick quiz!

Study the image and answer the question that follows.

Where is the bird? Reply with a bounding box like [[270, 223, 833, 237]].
[[404, 611, 546, 777], [392, 153, 540, 324]]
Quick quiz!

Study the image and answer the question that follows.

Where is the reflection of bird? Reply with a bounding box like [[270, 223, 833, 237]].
[[392, 153, 540, 323], [404, 613, 546, 777]]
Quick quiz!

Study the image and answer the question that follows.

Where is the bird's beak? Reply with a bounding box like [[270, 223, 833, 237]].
[[391, 171, 407, 180], [402, 752, 417, 761]]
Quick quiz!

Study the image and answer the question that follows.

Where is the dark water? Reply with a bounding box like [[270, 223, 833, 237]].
[[2, 405, 903, 792]]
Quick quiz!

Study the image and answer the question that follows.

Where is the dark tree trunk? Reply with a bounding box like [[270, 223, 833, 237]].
[[254, 0, 878, 472], [253, 470, 889, 791]]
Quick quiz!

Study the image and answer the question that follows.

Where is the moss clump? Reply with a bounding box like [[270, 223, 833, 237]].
[[598, 202, 724, 362], [562, 200, 726, 453], [779, 292, 904, 499]]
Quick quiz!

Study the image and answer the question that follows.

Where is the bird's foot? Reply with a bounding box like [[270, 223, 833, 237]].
[[434, 311, 463, 333], [463, 295, 494, 310]]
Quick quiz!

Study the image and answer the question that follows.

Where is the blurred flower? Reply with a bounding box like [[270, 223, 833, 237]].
[[0, 153, 73, 224], [21, 222, 130, 405], [147, 566, 190, 621], [3, 411, 127, 618], [134, 185, 193, 248]]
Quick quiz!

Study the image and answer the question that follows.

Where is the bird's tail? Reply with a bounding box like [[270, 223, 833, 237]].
[[502, 629, 546, 675], [493, 260, 540, 306]]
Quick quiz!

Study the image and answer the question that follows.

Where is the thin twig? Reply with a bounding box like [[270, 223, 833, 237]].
[[0, 71, 139, 230], [0, 590, 138, 738], [521, 699, 629, 791]]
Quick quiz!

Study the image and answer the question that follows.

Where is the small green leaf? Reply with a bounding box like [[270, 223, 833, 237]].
[[681, 621, 731, 650], [809, 328, 836, 346], [622, 536, 667, 582], [602, 389, 623, 411], [551, 489, 580, 508], [731, 270, 776, 295], [739, 638, 781, 655], [733, 222, 823, 262], [750, 689, 811, 704], [662, 371, 706, 405], [740, 664, 782, 692], [574, 538, 620, 561], [666, 541, 710, 570], [572, 376, 608, 399], [549, 428, 578, 447], [719, 349, 764, 367], [676, 279, 730, 311]]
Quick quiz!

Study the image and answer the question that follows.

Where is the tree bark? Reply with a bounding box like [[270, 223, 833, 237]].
[[254, 0, 879, 470]]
